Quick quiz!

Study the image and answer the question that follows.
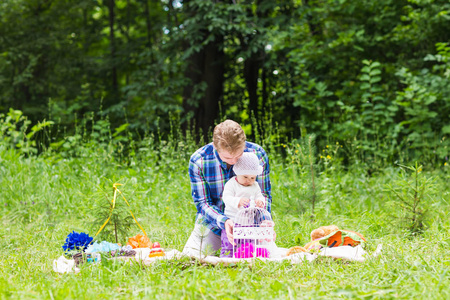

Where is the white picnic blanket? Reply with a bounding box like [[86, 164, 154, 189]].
[[53, 244, 382, 273], [180, 244, 382, 266]]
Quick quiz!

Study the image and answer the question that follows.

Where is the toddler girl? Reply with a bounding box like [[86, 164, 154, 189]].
[[220, 152, 273, 257]]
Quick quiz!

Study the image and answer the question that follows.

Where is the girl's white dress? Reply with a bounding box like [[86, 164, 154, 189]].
[[222, 176, 265, 221]]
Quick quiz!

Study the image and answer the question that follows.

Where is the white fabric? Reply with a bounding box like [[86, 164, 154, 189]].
[[181, 221, 222, 258], [318, 245, 373, 262], [222, 176, 265, 220], [134, 247, 152, 260], [53, 244, 382, 272], [233, 152, 263, 175], [193, 244, 382, 266], [53, 255, 80, 274]]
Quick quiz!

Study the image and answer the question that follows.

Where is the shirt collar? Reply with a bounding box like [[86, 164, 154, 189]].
[[213, 147, 229, 169]]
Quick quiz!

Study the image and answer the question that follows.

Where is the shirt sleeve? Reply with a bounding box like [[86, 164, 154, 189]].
[[189, 158, 229, 230], [256, 148, 272, 213], [222, 180, 241, 211]]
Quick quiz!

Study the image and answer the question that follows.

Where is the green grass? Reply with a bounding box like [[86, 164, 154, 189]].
[[1, 144, 450, 299]]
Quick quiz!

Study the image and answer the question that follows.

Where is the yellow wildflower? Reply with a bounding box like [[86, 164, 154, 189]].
[[295, 150, 299, 153], [326, 155, 331, 159], [326, 145, 329, 148], [445, 162, 448, 166]]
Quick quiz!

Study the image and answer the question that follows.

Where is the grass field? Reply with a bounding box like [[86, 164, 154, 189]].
[[1, 142, 449, 299]]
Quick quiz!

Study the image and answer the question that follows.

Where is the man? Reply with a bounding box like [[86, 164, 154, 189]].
[[182, 119, 271, 256]]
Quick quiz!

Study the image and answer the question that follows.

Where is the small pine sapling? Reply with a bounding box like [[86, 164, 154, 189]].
[[385, 163, 436, 235], [91, 187, 135, 244], [296, 134, 319, 221]]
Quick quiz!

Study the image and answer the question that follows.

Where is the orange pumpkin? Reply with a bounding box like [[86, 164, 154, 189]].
[[127, 234, 153, 249]]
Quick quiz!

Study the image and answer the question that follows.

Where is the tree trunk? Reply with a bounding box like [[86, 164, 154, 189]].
[[261, 66, 267, 137], [107, 0, 118, 93], [303, 0, 321, 36], [242, 0, 271, 139], [168, 0, 179, 27], [142, 0, 152, 47], [182, 37, 225, 141], [244, 57, 260, 120]]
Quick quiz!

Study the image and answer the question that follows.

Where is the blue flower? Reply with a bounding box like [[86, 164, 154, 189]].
[[62, 231, 94, 252]]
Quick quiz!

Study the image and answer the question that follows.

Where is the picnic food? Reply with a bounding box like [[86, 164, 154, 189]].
[[310, 225, 339, 241], [148, 241, 165, 258], [286, 246, 307, 256], [303, 225, 339, 251], [305, 225, 366, 251], [286, 225, 367, 255]]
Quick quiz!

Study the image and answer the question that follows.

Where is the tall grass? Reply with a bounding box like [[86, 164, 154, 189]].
[[1, 112, 450, 299]]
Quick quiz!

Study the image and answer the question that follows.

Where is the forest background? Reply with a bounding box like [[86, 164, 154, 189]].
[[1, 0, 449, 167], [1, 1, 450, 298]]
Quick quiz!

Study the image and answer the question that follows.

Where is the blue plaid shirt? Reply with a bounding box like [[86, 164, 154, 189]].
[[188, 141, 271, 235]]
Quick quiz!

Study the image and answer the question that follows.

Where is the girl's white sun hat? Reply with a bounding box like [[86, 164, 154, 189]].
[[233, 152, 263, 176]]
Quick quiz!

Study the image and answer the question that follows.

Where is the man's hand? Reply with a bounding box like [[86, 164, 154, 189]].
[[225, 219, 235, 245], [238, 197, 250, 208]]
